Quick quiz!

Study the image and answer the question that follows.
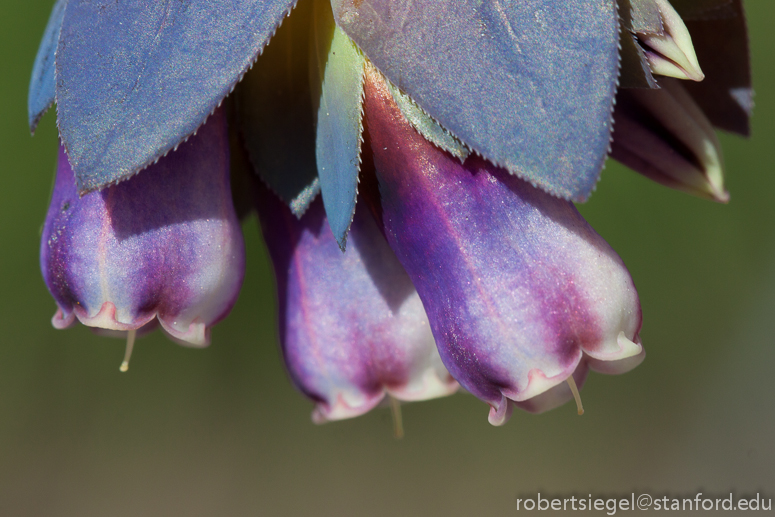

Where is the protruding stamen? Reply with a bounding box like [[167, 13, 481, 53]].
[[566, 376, 584, 416], [637, 0, 704, 82], [389, 396, 405, 439], [119, 329, 136, 372]]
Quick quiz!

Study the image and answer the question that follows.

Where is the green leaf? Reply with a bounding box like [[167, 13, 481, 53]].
[[312, 0, 365, 250], [387, 82, 470, 161]]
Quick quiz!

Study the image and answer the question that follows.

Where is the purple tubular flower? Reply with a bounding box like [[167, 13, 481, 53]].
[[255, 184, 458, 423], [40, 108, 245, 347], [363, 68, 644, 425]]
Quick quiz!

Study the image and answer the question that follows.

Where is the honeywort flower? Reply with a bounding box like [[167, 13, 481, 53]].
[[255, 184, 458, 423], [29, 0, 750, 423], [363, 66, 644, 424], [40, 109, 245, 350]]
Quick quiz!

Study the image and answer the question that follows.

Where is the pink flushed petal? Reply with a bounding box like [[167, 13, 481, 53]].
[[510, 362, 590, 417], [40, 108, 245, 346], [255, 184, 458, 423], [492, 344, 645, 423], [312, 392, 386, 425], [157, 318, 209, 348], [364, 67, 643, 424]]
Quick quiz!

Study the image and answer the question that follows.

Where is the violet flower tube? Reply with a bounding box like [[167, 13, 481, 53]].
[[364, 67, 644, 425], [40, 108, 245, 348], [255, 185, 458, 423]]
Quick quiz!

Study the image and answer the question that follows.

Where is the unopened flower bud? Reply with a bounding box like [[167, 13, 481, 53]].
[[612, 78, 727, 203], [636, 0, 705, 82]]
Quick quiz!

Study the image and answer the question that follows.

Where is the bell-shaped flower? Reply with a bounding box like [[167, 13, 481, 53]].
[[255, 183, 458, 423], [363, 68, 644, 425], [27, 0, 750, 421], [40, 109, 245, 348]]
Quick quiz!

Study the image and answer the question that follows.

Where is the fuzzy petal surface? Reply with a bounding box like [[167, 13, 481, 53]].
[[256, 187, 457, 423], [364, 70, 643, 424], [41, 109, 245, 347]]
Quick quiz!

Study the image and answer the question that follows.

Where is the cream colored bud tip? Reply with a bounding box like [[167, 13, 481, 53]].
[[566, 376, 584, 416], [119, 330, 137, 373]]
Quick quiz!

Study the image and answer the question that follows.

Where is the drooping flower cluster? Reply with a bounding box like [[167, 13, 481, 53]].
[[30, 0, 751, 425]]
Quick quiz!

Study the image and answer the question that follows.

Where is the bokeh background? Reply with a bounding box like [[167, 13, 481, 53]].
[[1, 2, 773, 515]]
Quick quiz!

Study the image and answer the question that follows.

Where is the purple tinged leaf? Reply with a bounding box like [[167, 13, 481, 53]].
[[364, 69, 643, 425], [334, 0, 620, 202], [56, 0, 297, 194], [255, 186, 458, 423], [619, 32, 660, 89], [618, 0, 660, 89], [28, 0, 66, 133], [621, 0, 664, 34], [40, 109, 245, 347]]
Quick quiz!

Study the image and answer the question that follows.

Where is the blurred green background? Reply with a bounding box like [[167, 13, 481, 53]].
[[1, 2, 773, 515]]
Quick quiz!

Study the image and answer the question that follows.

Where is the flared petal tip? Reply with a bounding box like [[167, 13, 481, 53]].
[[51, 302, 211, 347], [588, 349, 646, 375], [583, 331, 643, 362], [585, 332, 646, 375], [513, 365, 591, 415], [488, 396, 514, 427], [311, 392, 385, 424], [484, 333, 646, 424], [311, 372, 460, 424], [158, 318, 210, 348], [386, 368, 459, 403], [52, 308, 76, 329], [487, 360, 586, 425]]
